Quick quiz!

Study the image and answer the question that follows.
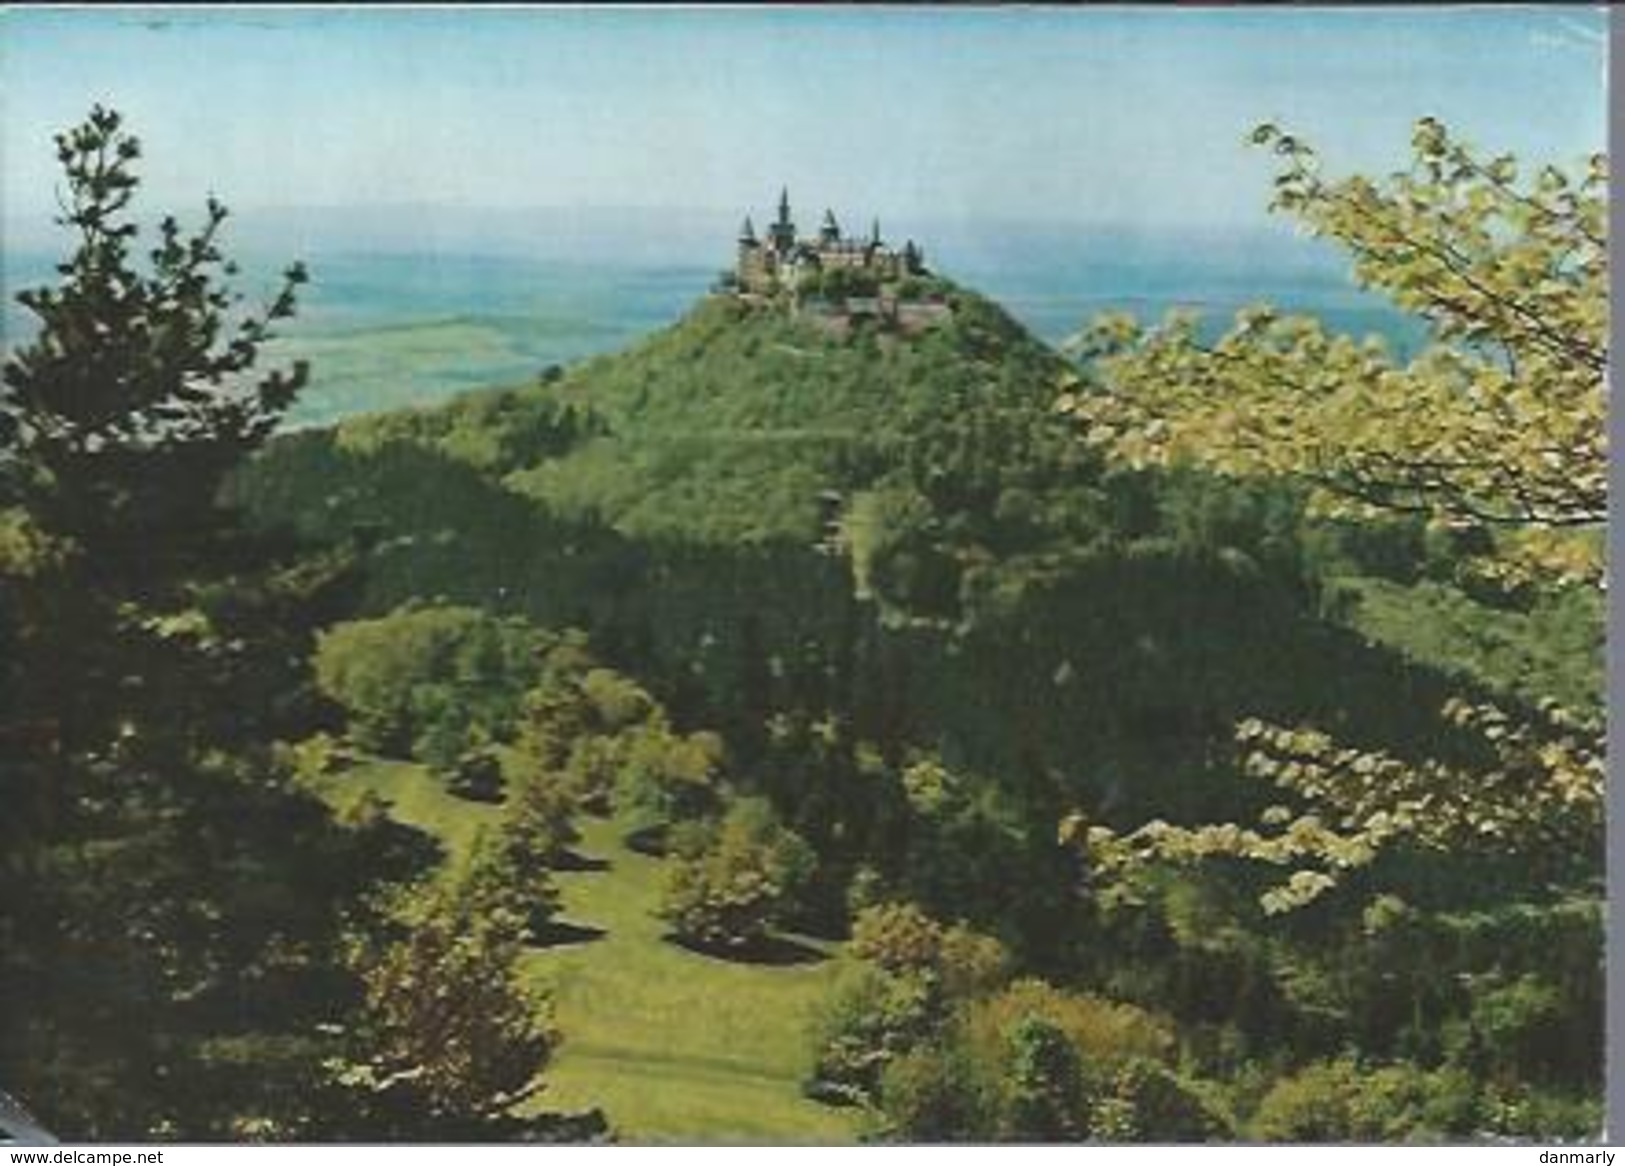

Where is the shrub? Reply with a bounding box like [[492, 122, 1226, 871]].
[[578, 668, 659, 733], [458, 835, 561, 944], [658, 798, 815, 949], [1001, 1016, 1087, 1140], [849, 902, 944, 973], [445, 746, 504, 803], [314, 605, 551, 761], [338, 855, 559, 1136], [959, 980, 1175, 1089], [617, 726, 725, 832], [809, 963, 940, 1103], [1099, 1059, 1233, 1142], [938, 924, 1012, 1001], [500, 769, 580, 872], [878, 1040, 993, 1141], [1250, 1057, 1481, 1142]]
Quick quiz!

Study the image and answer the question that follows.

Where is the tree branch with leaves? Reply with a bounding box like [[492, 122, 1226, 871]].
[[1057, 119, 1606, 912], [1060, 118, 1606, 590]]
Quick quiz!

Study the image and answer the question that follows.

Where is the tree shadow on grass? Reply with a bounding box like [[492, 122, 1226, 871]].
[[667, 932, 827, 967], [550, 848, 611, 873], [531, 919, 608, 948], [623, 823, 668, 857]]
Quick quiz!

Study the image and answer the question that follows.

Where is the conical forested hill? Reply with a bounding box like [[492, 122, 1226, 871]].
[[232, 274, 1594, 846], [232, 270, 1599, 1087]]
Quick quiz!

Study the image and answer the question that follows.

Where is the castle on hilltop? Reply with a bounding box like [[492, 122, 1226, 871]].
[[733, 188, 927, 296]]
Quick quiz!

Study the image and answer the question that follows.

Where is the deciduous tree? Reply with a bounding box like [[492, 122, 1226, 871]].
[[1058, 121, 1606, 909]]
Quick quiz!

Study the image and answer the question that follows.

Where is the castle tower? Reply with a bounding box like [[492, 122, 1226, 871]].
[[769, 187, 796, 254], [819, 208, 841, 246], [736, 215, 763, 289]]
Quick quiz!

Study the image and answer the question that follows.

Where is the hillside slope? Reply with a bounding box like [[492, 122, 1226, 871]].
[[235, 280, 1596, 919]]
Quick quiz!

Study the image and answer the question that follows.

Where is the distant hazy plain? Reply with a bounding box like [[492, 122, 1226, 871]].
[[1, 209, 1423, 429]]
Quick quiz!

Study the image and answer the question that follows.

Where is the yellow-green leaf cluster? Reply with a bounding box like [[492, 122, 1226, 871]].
[[1059, 119, 1606, 588]]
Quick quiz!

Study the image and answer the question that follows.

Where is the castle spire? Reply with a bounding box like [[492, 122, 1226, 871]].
[[820, 208, 840, 244], [769, 186, 796, 253], [739, 215, 757, 246], [870, 218, 882, 247]]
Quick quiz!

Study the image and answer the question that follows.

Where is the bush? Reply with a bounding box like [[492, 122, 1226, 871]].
[[458, 835, 561, 944], [337, 854, 559, 1137], [878, 1040, 993, 1141], [314, 604, 551, 761], [500, 769, 580, 872], [849, 902, 944, 973], [658, 798, 815, 949], [1099, 1059, 1232, 1142], [809, 963, 940, 1103], [445, 746, 504, 803], [958, 980, 1175, 1088], [579, 668, 659, 733], [938, 924, 1012, 1000], [1001, 1016, 1087, 1139], [1465, 974, 1566, 1082], [617, 726, 725, 832], [561, 735, 626, 814], [863, 995, 1218, 1143], [1250, 1057, 1481, 1142], [848, 902, 1010, 1000]]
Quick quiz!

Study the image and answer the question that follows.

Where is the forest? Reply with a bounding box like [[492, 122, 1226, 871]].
[[0, 106, 1605, 1143]]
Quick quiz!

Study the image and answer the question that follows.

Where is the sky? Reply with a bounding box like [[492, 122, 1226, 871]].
[[0, 5, 1608, 253]]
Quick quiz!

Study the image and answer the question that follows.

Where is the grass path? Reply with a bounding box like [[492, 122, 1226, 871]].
[[321, 762, 861, 1142], [524, 815, 860, 1142]]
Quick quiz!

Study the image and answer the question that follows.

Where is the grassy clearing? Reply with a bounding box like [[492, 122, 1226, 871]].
[[316, 756, 502, 857], [315, 761, 860, 1143]]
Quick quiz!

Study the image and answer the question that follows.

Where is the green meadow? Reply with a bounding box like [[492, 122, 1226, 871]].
[[319, 761, 861, 1143]]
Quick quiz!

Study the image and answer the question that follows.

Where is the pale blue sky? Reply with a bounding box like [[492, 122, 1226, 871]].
[[1, 6, 1607, 243]]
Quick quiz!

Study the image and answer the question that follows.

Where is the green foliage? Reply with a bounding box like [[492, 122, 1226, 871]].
[[659, 798, 817, 950], [864, 978, 1213, 1142], [1461, 974, 1567, 1082], [877, 1040, 995, 1141], [457, 833, 562, 945], [501, 768, 583, 872], [1064, 122, 1606, 923], [1, 106, 308, 542], [314, 603, 553, 763], [219, 112, 1604, 1140], [616, 726, 726, 834], [0, 107, 384, 1140], [1098, 1059, 1232, 1143], [332, 384, 602, 478], [1065, 118, 1605, 588], [958, 980, 1176, 1081], [1249, 1057, 1479, 1142], [1328, 577, 1602, 716], [809, 963, 940, 1105], [445, 745, 506, 803], [511, 646, 665, 813], [848, 901, 948, 973], [814, 266, 880, 301], [490, 286, 1073, 551], [808, 902, 1013, 1113], [335, 862, 561, 1138], [1002, 1016, 1087, 1139]]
